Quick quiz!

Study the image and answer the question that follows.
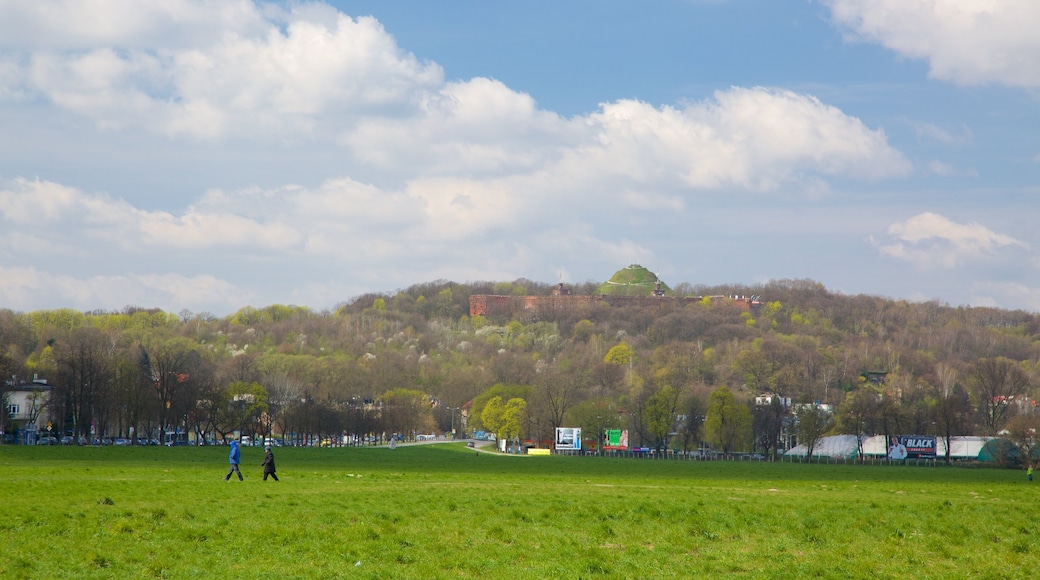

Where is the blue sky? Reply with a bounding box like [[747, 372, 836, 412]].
[[1, 0, 1038, 315]]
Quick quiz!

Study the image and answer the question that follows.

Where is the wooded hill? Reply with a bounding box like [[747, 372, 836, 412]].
[[1, 277, 1038, 457]]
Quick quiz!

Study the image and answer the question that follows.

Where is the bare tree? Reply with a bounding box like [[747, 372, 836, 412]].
[[1005, 414, 1040, 466], [55, 327, 113, 442], [836, 389, 880, 462], [753, 395, 790, 459], [968, 357, 1031, 435], [538, 363, 587, 438], [796, 405, 832, 463], [144, 338, 210, 437], [931, 384, 971, 464]]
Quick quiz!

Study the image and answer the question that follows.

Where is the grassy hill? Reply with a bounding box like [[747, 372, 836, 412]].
[[595, 264, 672, 296]]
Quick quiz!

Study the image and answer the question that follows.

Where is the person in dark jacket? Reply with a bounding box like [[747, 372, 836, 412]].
[[224, 440, 244, 481], [261, 445, 279, 481]]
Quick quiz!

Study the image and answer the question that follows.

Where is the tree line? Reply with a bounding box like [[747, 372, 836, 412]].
[[0, 278, 1037, 459]]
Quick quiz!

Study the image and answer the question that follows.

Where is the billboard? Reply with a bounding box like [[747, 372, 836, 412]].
[[889, 435, 936, 459], [900, 435, 936, 459], [603, 429, 629, 451], [555, 427, 581, 451]]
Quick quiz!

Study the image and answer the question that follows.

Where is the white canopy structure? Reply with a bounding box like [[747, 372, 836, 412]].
[[785, 435, 994, 460]]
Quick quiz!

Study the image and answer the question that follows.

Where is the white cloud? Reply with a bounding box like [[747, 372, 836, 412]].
[[875, 212, 1028, 268], [825, 0, 1040, 87], [9, 6, 443, 139], [1, 3, 909, 189], [0, 1, 933, 313], [926, 161, 977, 177], [913, 122, 972, 145], [0, 178, 301, 251], [0, 266, 246, 313], [342, 77, 583, 176], [969, 281, 1040, 312], [0, 0, 271, 50], [580, 88, 911, 190]]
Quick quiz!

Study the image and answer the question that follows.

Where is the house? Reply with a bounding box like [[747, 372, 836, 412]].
[[3, 377, 57, 444], [755, 393, 792, 407]]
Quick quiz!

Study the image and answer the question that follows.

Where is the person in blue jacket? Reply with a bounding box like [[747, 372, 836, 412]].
[[224, 440, 244, 481]]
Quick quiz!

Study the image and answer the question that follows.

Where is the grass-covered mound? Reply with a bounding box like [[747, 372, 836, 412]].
[[0, 444, 1034, 578], [596, 264, 672, 296]]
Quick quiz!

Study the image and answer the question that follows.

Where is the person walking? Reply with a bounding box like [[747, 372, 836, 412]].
[[262, 445, 279, 481], [225, 440, 244, 481]]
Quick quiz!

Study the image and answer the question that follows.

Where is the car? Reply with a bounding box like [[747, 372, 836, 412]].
[[36, 436, 58, 445], [60, 436, 74, 445], [114, 438, 130, 446]]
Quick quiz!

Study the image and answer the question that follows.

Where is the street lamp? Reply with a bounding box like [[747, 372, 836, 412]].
[[447, 407, 458, 439]]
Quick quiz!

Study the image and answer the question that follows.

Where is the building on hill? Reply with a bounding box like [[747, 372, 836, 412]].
[[469, 265, 763, 317]]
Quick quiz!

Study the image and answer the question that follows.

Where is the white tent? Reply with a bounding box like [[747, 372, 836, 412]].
[[786, 434, 993, 460], [860, 435, 992, 460], [785, 434, 860, 459], [940, 436, 992, 459]]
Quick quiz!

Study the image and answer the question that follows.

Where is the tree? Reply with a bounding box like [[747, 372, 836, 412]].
[[675, 393, 706, 452], [642, 385, 679, 452], [752, 395, 790, 459], [929, 384, 971, 465], [481, 396, 505, 437], [483, 396, 526, 451], [143, 338, 211, 437], [500, 397, 527, 451], [836, 389, 880, 462], [1004, 414, 1040, 466], [538, 363, 587, 438], [968, 357, 1032, 435], [55, 327, 113, 443], [112, 348, 152, 444], [470, 384, 533, 432], [796, 406, 832, 463], [0, 349, 12, 439], [604, 343, 634, 367], [703, 386, 752, 454], [221, 381, 269, 441], [380, 388, 433, 438], [732, 347, 770, 391], [572, 319, 594, 342]]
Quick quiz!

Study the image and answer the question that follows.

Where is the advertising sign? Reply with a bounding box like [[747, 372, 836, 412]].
[[554, 427, 581, 451], [603, 429, 629, 451], [899, 435, 936, 459]]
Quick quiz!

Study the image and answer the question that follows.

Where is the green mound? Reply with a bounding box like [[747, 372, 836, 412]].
[[596, 264, 671, 296]]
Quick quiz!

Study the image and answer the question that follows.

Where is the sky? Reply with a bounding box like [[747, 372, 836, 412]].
[[1, 0, 1038, 316]]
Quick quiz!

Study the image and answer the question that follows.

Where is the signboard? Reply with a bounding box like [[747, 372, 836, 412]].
[[554, 427, 581, 451], [899, 435, 936, 459], [603, 429, 629, 451]]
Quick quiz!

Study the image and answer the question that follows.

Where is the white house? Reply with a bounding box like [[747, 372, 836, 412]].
[[3, 378, 56, 443]]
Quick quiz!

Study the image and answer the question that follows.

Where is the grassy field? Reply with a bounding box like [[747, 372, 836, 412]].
[[0, 443, 1034, 579]]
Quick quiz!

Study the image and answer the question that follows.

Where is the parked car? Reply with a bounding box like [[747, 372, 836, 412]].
[[36, 436, 58, 445], [114, 438, 130, 446], [60, 435, 74, 445]]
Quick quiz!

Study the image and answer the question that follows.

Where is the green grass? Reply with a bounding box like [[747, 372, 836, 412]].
[[0, 444, 1034, 578]]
